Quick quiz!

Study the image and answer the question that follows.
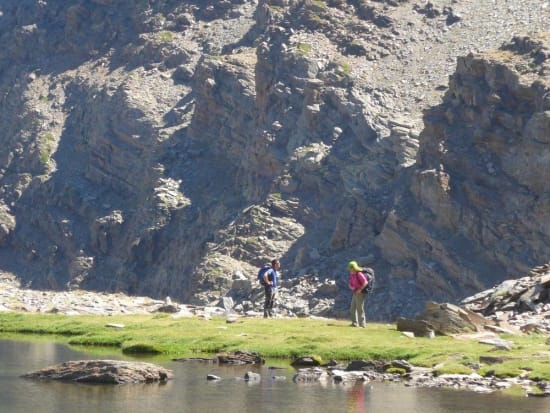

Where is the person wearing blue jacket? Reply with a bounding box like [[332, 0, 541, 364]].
[[262, 259, 280, 318]]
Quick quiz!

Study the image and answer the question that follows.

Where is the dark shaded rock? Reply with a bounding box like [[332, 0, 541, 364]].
[[357, 5, 393, 27], [413, 2, 441, 18], [396, 317, 435, 337], [173, 65, 195, 83], [345, 360, 385, 372], [22, 360, 173, 384], [444, 7, 462, 25], [291, 356, 322, 367], [344, 41, 368, 57], [217, 350, 264, 364], [323, 359, 342, 368], [154, 303, 180, 313]]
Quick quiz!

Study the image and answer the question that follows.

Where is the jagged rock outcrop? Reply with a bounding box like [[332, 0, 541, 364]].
[[397, 263, 550, 336], [376, 33, 550, 315], [462, 263, 550, 334], [0, 0, 548, 320]]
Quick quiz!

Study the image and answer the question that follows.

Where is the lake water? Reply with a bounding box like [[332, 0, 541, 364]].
[[1, 338, 548, 413]]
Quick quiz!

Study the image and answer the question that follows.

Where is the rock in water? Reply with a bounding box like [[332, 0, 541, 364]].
[[22, 360, 174, 384]]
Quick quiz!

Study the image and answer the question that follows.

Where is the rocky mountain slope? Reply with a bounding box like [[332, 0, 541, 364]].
[[0, 0, 548, 319]]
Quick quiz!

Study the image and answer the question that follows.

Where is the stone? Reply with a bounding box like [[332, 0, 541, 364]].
[[292, 367, 328, 383], [244, 371, 261, 381], [291, 356, 321, 367], [154, 304, 179, 313], [217, 351, 264, 365], [22, 360, 173, 384], [389, 359, 413, 373], [345, 360, 384, 372], [414, 302, 492, 335], [396, 317, 435, 337], [331, 370, 367, 383], [222, 296, 234, 312], [105, 323, 125, 328], [478, 338, 513, 351]]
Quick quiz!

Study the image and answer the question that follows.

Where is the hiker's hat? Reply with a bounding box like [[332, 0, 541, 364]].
[[347, 261, 361, 272]]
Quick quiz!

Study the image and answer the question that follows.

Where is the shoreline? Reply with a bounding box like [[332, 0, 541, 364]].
[[1, 312, 549, 398], [2, 270, 549, 397]]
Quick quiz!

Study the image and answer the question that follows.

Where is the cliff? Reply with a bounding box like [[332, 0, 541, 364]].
[[0, 0, 548, 319]]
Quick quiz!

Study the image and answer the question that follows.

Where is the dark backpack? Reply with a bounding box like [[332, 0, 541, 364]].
[[361, 267, 375, 294], [257, 265, 272, 286]]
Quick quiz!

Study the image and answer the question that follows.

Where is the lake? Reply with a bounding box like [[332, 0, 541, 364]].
[[0, 339, 548, 413]]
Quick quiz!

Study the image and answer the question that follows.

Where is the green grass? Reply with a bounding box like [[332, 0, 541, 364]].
[[295, 42, 313, 56], [39, 132, 56, 166], [0, 313, 549, 382], [157, 31, 174, 43]]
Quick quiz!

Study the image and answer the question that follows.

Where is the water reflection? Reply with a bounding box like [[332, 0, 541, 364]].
[[0, 339, 548, 413], [345, 382, 367, 413]]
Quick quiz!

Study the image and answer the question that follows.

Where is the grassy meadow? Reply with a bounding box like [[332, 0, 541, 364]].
[[0, 312, 549, 381]]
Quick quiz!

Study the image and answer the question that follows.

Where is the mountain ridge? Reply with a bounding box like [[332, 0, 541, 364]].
[[0, 0, 548, 319]]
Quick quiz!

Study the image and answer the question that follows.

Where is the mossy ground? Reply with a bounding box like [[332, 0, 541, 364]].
[[0, 313, 548, 381]]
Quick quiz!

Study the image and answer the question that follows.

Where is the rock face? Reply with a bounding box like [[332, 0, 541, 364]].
[[377, 34, 550, 316], [0, 0, 548, 319], [22, 360, 173, 384]]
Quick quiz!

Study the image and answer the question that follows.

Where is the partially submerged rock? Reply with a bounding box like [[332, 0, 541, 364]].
[[22, 360, 173, 384], [291, 358, 549, 397], [291, 356, 322, 367], [217, 350, 264, 365], [293, 367, 329, 383]]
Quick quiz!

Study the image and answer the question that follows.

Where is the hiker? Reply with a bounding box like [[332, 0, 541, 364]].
[[347, 260, 368, 328], [261, 259, 280, 318]]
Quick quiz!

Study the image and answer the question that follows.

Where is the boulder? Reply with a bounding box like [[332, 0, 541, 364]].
[[217, 350, 264, 365], [291, 356, 322, 367], [396, 317, 435, 337], [397, 301, 493, 336], [22, 360, 173, 384]]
